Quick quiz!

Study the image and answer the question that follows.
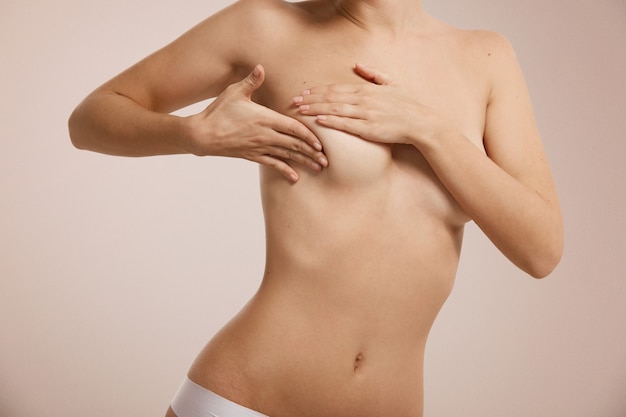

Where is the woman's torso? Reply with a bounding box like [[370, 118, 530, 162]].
[[188, 3, 489, 417]]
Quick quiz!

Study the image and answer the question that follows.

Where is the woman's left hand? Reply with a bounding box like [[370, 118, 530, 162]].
[[293, 64, 444, 148]]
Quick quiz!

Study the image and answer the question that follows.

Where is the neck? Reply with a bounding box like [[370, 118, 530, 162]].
[[332, 0, 426, 34]]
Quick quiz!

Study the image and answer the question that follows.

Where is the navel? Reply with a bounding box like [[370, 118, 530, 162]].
[[353, 352, 365, 372]]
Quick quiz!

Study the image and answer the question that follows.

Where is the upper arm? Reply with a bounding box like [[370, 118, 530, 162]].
[[94, 0, 270, 113], [482, 32, 560, 207]]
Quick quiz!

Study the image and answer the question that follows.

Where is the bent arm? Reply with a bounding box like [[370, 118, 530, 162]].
[[418, 35, 563, 278], [68, 1, 326, 182], [293, 33, 563, 276], [68, 3, 244, 156]]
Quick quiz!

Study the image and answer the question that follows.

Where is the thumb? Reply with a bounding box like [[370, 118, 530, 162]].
[[354, 63, 393, 85], [240, 64, 265, 96]]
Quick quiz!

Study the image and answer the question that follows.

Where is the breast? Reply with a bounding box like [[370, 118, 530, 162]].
[[304, 122, 393, 187]]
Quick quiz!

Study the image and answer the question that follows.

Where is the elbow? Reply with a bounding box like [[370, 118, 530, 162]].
[[527, 251, 561, 279], [68, 106, 88, 150], [525, 237, 564, 279], [68, 108, 83, 149], [524, 212, 565, 279]]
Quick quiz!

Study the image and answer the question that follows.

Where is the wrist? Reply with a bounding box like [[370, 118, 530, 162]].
[[406, 113, 448, 153], [417, 122, 468, 164], [180, 113, 214, 156]]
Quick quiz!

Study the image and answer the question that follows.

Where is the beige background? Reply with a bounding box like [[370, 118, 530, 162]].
[[1, 0, 625, 416]]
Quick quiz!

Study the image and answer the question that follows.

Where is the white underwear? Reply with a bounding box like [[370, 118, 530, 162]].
[[171, 377, 268, 417]]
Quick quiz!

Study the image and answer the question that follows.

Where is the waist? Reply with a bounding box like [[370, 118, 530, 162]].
[[191, 274, 431, 417]]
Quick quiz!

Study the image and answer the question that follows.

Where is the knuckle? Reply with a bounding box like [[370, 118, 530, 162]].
[[243, 76, 256, 88], [330, 103, 343, 113], [248, 136, 263, 147], [250, 135, 268, 147], [288, 122, 301, 138], [262, 157, 280, 171], [290, 140, 303, 152], [269, 159, 281, 169]]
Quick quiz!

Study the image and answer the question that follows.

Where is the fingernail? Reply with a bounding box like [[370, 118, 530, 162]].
[[317, 115, 327, 121], [313, 142, 322, 151], [319, 156, 328, 166], [301, 89, 311, 95], [299, 104, 309, 112], [293, 96, 303, 104]]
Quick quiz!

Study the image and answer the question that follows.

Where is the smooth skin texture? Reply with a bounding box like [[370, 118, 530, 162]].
[[68, 0, 563, 416]]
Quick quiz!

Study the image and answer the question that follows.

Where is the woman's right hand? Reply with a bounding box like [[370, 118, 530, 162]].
[[186, 65, 328, 183]]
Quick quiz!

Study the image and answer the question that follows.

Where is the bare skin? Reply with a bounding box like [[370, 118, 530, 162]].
[[68, 0, 564, 416]]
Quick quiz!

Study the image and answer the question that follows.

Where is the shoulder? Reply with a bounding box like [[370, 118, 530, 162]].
[[188, 0, 296, 39], [181, 0, 304, 71], [465, 30, 514, 51], [472, 30, 519, 70], [220, 0, 302, 30], [447, 28, 518, 64], [422, 19, 518, 67], [447, 29, 523, 92], [466, 31, 526, 97], [206, 0, 304, 51]]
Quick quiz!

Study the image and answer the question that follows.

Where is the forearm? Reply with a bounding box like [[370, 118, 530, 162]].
[[68, 91, 191, 157], [418, 128, 563, 278]]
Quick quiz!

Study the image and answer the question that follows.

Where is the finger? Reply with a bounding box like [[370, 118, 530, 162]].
[[294, 91, 362, 109], [267, 111, 323, 151], [299, 83, 362, 96], [298, 101, 362, 120], [354, 63, 393, 85], [266, 145, 324, 172], [315, 115, 369, 138], [250, 121, 327, 167], [254, 155, 299, 183], [260, 130, 328, 167], [237, 64, 265, 98]]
